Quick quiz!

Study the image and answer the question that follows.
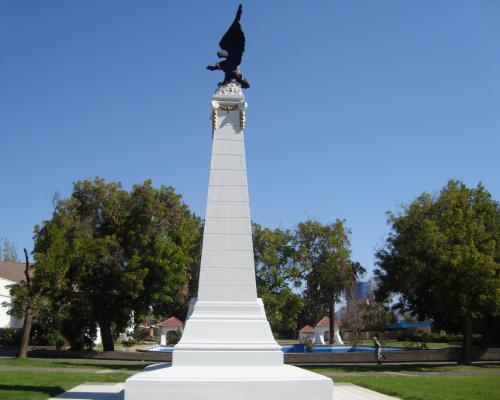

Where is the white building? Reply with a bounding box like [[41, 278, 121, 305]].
[[314, 316, 344, 345], [158, 316, 183, 346], [0, 262, 25, 329], [298, 316, 344, 345], [298, 325, 314, 342]]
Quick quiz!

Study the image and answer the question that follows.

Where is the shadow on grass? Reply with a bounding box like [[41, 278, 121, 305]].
[[0, 384, 64, 397], [56, 389, 124, 399], [52, 361, 150, 371], [468, 363, 500, 369], [0, 358, 152, 371]]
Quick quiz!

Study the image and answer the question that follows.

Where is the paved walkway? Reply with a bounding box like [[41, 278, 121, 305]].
[[335, 383, 399, 400], [50, 383, 124, 400], [49, 382, 400, 400]]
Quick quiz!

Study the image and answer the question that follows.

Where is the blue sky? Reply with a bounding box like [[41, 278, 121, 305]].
[[1, 1, 499, 275]]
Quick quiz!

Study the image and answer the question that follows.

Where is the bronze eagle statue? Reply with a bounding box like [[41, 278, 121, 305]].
[[207, 4, 250, 89]]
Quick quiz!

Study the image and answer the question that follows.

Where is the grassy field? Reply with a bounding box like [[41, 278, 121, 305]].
[[0, 357, 152, 371], [347, 340, 461, 349], [332, 375, 500, 400], [305, 362, 500, 374], [0, 371, 129, 400], [0, 358, 498, 400], [0, 358, 148, 399], [303, 363, 500, 400], [4, 373, 496, 400]]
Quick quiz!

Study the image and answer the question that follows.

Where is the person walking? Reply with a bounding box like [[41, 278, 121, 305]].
[[373, 336, 384, 364]]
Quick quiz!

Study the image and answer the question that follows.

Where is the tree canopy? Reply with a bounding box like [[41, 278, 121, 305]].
[[253, 221, 362, 338], [375, 180, 500, 361], [0, 238, 18, 262], [252, 223, 304, 333], [297, 220, 364, 343], [29, 178, 202, 350], [9, 180, 365, 348]]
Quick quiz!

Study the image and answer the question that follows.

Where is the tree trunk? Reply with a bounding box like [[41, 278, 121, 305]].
[[18, 248, 33, 359], [460, 312, 473, 364], [98, 319, 115, 351], [481, 314, 500, 347], [329, 302, 335, 345], [18, 303, 33, 358]]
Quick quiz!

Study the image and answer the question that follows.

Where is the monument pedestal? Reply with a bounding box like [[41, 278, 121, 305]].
[[125, 84, 333, 399], [126, 364, 332, 400], [173, 299, 283, 366]]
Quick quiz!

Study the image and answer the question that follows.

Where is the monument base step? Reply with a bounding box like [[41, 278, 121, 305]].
[[125, 364, 333, 400]]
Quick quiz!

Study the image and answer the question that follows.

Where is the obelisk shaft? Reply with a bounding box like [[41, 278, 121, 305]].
[[197, 88, 256, 302], [172, 85, 282, 367]]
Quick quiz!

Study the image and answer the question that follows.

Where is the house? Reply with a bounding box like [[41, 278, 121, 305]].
[[314, 316, 344, 345], [133, 318, 156, 340], [0, 262, 25, 329], [158, 316, 184, 346], [298, 325, 314, 342], [298, 316, 344, 345]]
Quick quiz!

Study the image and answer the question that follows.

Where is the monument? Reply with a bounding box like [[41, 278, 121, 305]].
[[125, 5, 333, 399]]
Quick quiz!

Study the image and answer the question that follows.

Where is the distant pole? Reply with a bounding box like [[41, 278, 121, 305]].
[[329, 302, 335, 344], [17, 249, 33, 359]]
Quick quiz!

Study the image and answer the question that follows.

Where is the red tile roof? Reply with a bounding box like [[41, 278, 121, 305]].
[[158, 316, 183, 328], [298, 325, 314, 333], [315, 316, 341, 329], [0, 262, 26, 283]]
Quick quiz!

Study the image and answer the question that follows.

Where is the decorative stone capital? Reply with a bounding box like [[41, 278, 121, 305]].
[[210, 99, 247, 132]]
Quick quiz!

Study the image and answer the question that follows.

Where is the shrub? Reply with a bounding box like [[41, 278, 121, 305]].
[[29, 321, 53, 346], [55, 338, 66, 351], [48, 331, 67, 350], [0, 328, 21, 345], [304, 338, 314, 353], [122, 338, 136, 351], [395, 331, 482, 346], [166, 330, 182, 346], [133, 325, 151, 343]]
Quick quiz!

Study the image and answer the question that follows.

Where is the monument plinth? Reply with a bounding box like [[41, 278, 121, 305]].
[[124, 84, 333, 399]]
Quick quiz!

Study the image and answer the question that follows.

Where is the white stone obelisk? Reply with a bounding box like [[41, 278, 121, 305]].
[[125, 83, 333, 400]]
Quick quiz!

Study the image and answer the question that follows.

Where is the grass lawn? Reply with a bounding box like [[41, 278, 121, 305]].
[[1, 358, 498, 400], [0, 357, 153, 371], [305, 362, 500, 374], [0, 371, 129, 400], [332, 375, 500, 400], [348, 340, 461, 349]]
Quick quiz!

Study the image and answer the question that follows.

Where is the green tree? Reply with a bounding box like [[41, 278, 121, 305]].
[[361, 278, 396, 332], [341, 279, 396, 343], [260, 288, 304, 334], [361, 302, 396, 333], [297, 220, 365, 344], [0, 238, 19, 262], [29, 178, 201, 351], [253, 223, 303, 292], [252, 223, 304, 333], [375, 180, 500, 363]]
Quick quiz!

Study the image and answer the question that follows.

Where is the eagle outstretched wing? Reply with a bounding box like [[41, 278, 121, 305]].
[[219, 4, 245, 64]]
